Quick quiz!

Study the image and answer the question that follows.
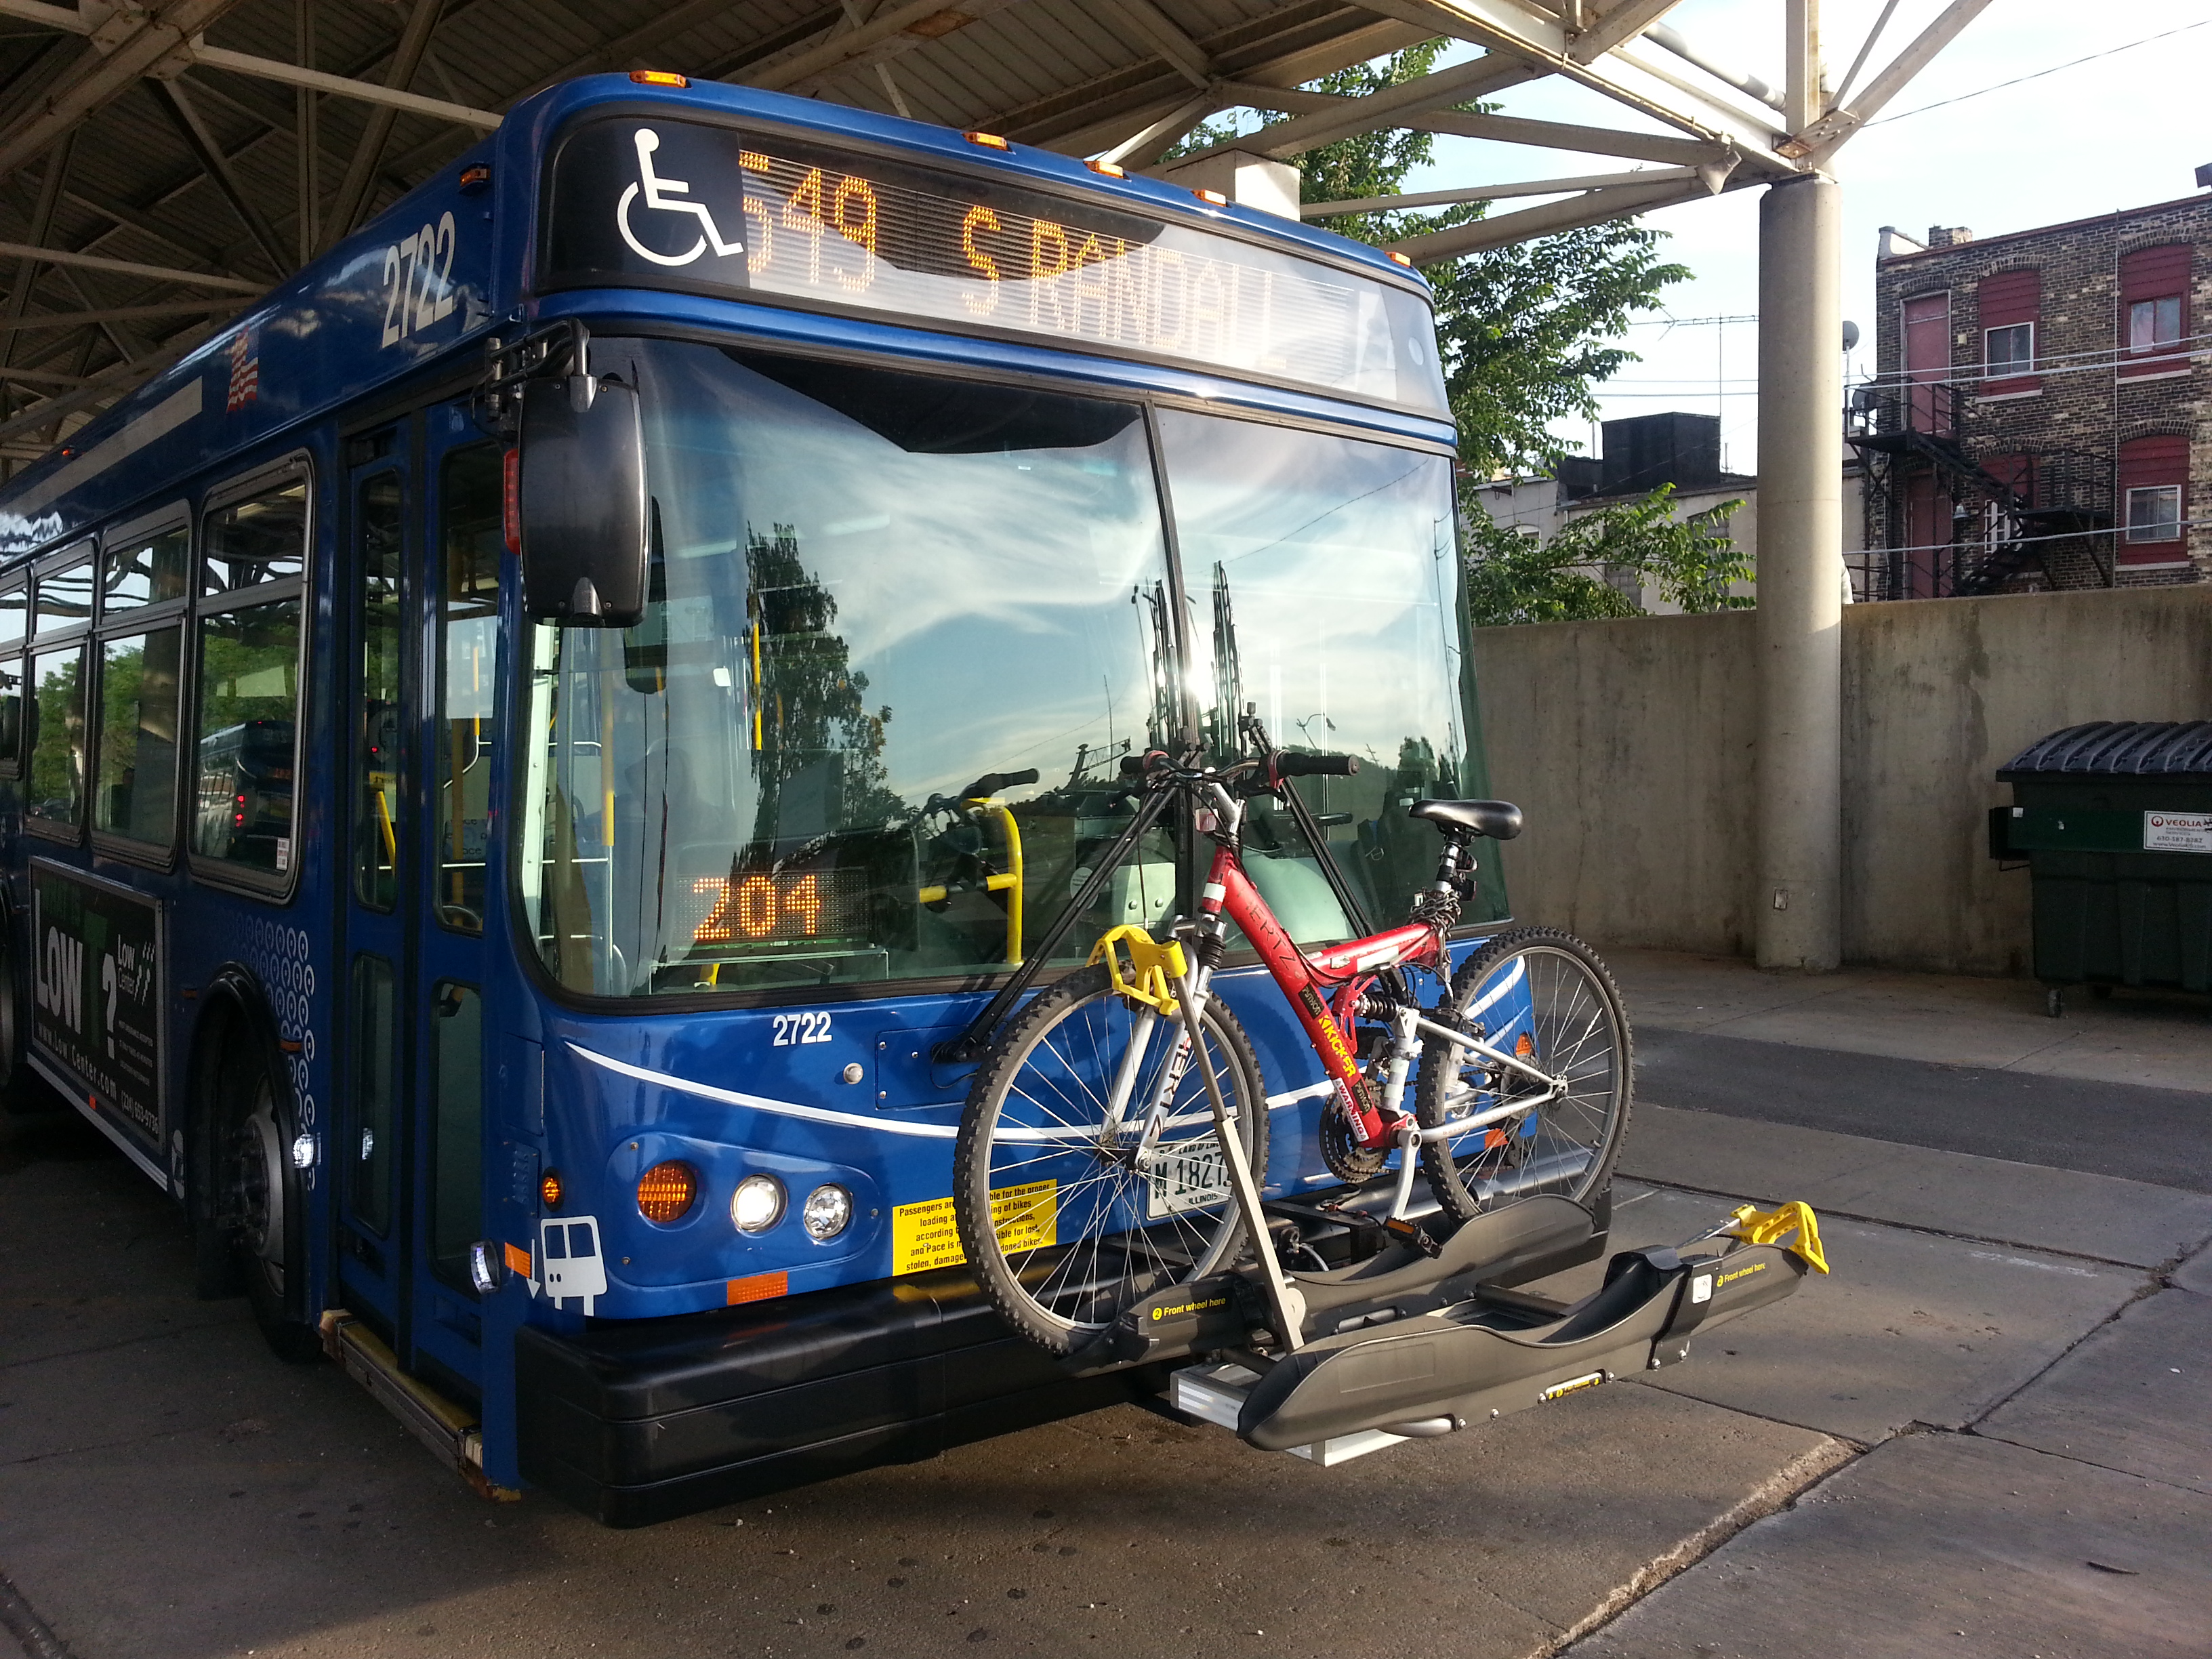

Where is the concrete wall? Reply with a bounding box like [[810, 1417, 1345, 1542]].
[[1475, 584, 2212, 974]]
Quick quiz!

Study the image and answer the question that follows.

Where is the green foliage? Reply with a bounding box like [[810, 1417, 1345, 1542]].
[[1176, 45, 1689, 480], [1464, 487, 1748, 627]]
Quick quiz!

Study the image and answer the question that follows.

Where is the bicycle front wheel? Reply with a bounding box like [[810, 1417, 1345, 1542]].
[[954, 963, 1269, 1355], [1416, 928, 1631, 1221]]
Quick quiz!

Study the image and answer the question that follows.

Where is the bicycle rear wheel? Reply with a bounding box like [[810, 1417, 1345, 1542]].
[[954, 963, 1268, 1355], [1415, 928, 1631, 1222]]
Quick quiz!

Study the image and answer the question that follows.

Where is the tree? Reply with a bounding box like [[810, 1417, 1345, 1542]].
[[1184, 44, 1690, 478], [1464, 486, 1749, 626]]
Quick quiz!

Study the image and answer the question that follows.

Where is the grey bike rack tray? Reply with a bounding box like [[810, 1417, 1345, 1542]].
[[1171, 1239, 1809, 1460]]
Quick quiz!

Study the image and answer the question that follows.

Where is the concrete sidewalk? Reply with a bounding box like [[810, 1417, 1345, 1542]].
[[1566, 951, 2212, 1658], [1, 951, 2208, 1659]]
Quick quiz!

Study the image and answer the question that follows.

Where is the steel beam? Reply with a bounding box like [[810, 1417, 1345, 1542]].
[[189, 44, 501, 131], [1790, 0, 1994, 160], [1099, 87, 1225, 167], [1382, 173, 1725, 263], [0, 241, 263, 293], [747, 0, 1029, 94], [1304, 164, 1702, 217], [1568, 0, 1685, 62], [148, 78, 291, 276], [323, 0, 447, 248], [1098, 0, 1212, 89], [1166, 54, 1534, 165], [0, 0, 255, 183], [1395, 107, 1732, 165], [0, 299, 240, 333]]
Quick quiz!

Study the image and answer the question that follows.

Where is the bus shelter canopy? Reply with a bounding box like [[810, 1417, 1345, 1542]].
[[0, 0, 1983, 464]]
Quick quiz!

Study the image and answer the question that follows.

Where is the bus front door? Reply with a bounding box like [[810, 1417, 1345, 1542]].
[[337, 406, 508, 1433]]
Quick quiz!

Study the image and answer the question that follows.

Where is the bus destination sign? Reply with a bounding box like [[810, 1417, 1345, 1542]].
[[542, 117, 1448, 415], [30, 861, 163, 1157]]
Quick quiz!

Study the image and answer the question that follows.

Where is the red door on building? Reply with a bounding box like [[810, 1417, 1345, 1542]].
[[1902, 292, 1951, 434]]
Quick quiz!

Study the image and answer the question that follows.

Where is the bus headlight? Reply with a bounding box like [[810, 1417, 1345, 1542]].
[[801, 1183, 852, 1242], [731, 1174, 785, 1234]]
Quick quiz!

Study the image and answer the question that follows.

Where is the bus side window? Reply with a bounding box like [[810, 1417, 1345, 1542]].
[[192, 468, 308, 882], [94, 512, 190, 851], [0, 579, 25, 773], [435, 447, 501, 933], [26, 542, 93, 835]]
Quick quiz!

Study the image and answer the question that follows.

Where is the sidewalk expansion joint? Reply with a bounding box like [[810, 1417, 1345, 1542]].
[[1517, 1436, 1861, 1659], [0, 1570, 73, 1659], [1965, 1426, 2210, 1497]]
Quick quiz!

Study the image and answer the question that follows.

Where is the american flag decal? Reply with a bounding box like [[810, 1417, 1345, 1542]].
[[225, 326, 260, 412]]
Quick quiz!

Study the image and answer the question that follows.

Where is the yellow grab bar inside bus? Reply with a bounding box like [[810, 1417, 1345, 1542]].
[[914, 796, 1025, 966]]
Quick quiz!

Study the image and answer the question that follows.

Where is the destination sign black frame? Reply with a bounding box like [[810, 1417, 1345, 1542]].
[[539, 112, 1449, 417]]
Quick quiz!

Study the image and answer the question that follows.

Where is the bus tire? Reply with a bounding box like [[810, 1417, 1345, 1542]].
[[199, 991, 321, 1363]]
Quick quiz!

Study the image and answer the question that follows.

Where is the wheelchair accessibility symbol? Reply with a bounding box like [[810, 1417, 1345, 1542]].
[[616, 127, 743, 268]]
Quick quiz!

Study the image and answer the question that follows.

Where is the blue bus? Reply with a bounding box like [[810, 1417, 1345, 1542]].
[[0, 72, 1511, 1524]]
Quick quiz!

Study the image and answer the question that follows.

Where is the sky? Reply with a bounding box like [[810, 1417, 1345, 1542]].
[[1390, 1, 2212, 474]]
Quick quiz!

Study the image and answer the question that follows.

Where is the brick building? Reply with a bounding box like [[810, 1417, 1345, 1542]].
[[1850, 186, 2210, 598]]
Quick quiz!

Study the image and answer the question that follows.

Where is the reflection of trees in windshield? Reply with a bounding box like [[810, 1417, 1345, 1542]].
[[743, 521, 904, 847]]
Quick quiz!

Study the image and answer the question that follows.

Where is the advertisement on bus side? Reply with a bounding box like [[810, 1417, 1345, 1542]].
[[30, 861, 164, 1155]]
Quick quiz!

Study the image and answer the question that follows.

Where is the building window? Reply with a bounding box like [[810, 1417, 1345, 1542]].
[[1984, 322, 2034, 377], [2119, 245, 2190, 376], [2126, 485, 2182, 542], [2129, 295, 2183, 354]]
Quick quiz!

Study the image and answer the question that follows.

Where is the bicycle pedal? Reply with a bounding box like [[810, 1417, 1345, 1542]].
[[1382, 1216, 1443, 1258]]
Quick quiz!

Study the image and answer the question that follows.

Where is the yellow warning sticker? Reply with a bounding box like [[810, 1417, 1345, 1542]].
[[893, 1180, 1057, 1275]]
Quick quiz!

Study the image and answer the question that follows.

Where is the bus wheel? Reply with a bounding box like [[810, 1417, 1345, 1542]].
[[216, 1038, 321, 1364]]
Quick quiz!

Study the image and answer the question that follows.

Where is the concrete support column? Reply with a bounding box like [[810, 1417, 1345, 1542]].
[[1754, 171, 1844, 970]]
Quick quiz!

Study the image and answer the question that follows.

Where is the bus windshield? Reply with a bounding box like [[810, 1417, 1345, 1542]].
[[517, 338, 1472, 998]]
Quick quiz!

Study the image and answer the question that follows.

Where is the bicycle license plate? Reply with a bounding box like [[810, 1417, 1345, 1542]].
[[1147, 1139, 1231, 1218]]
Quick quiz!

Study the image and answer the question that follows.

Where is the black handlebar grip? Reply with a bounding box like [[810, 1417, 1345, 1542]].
[[960, 767, 1041, 798], [1276, 752, 1359, 779]]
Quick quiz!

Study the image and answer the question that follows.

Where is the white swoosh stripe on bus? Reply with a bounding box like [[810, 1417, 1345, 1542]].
[[569, 1042, 1327, 1140]]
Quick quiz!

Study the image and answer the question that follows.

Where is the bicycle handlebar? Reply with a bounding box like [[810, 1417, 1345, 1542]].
[[960, 767, 1040, 799], [1274, 752, 1359, 779]]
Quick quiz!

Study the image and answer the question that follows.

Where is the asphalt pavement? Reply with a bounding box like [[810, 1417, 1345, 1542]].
[[2, 950, 2208, 1659]]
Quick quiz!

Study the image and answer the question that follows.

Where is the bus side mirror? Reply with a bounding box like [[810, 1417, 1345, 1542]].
[[516, 375, 649, 628]]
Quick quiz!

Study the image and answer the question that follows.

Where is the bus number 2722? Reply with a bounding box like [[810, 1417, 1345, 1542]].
[[771, 1011, 833, 1046], [380, 211, 458, 347]]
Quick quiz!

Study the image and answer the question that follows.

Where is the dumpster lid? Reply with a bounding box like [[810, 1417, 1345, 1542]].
[[1997, 721, 2212, 783]]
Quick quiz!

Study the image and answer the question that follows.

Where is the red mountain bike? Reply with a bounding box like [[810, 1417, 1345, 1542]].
[[951, 733, 1632, 1355]]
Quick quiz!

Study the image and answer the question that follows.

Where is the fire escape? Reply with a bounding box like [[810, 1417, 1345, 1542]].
[[1846, 381, 2114, 598]]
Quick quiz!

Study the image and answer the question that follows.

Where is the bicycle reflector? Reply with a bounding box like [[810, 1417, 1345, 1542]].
[[637, 1160, 699, 1224]]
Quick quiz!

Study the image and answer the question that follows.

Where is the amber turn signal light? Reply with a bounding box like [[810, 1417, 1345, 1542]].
[[1191, 186, 1229, 205], [964, 130, 1011, 150], [1087, 158, 1126, 178], [637, 1160, 699, 1223], [1387, 250, 1414, 267], [630, 70, 689, 87], [539, 1168, 564, 1210]]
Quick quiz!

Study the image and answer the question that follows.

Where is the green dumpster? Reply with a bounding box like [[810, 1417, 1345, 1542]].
[[1992, 721, 2212, 1012]]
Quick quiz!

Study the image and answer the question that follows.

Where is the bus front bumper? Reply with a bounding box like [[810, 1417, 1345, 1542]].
[[516, 1269, 1170, 1526]]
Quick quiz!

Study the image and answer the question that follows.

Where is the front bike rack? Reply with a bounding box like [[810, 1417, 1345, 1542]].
[[1082, 1189, 1822, 1466]]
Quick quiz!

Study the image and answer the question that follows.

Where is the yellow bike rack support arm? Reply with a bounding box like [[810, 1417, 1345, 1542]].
[[1087, 925, 1187, 1017], [1723, 1200, 1829, 1274]]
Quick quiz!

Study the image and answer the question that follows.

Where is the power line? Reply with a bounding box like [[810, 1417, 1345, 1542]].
[[1866, 18, 2212, 127]]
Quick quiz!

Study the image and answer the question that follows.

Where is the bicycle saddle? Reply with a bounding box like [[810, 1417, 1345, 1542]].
[[1408, 798, 1523, 840]]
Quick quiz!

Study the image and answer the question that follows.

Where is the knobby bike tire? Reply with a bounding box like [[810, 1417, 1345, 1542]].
[[1414, 927, 1632, 1223], [954, 963, 1269, 1355]]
